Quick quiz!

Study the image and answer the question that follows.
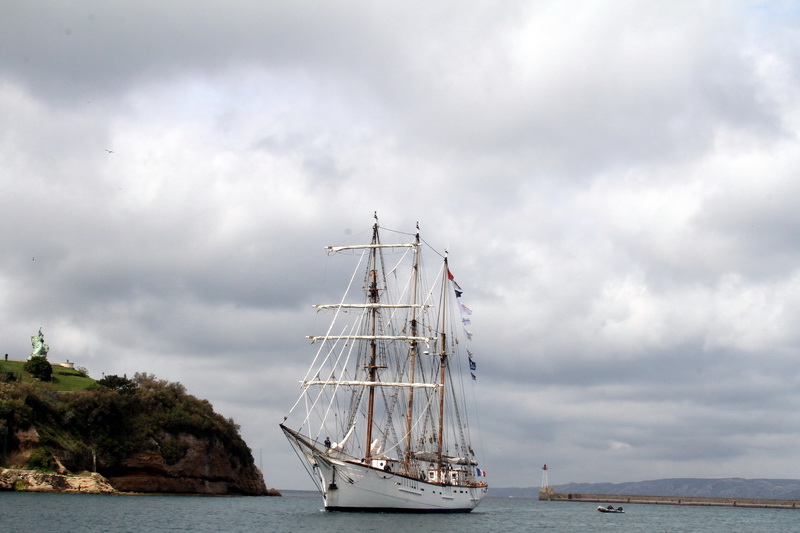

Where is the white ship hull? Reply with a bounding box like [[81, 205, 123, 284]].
[[281, 425, 487, 512], [314, 455, 487, 512]]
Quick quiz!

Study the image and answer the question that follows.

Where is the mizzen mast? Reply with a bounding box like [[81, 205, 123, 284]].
[[436, 255, 450, 475]]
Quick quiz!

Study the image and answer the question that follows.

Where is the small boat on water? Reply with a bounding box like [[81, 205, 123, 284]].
[[598, 505, 624, 513], [280, 214, 488, 512]]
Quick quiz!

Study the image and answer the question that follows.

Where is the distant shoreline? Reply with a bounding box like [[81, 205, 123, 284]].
[[540, 490, 800, 509], [493, 478, 800, 501]]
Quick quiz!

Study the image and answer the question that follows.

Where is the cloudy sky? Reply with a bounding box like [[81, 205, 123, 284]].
[[3, 1, 800, 490]]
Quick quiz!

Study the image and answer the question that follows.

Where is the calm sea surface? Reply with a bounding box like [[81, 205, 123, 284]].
[[1, 490, 797, 532]]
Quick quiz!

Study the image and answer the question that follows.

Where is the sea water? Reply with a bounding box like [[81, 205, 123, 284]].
[[1, 490, 797, 532]]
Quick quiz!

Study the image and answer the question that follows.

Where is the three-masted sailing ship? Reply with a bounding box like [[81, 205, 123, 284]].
[[280, 215, 488, 512]]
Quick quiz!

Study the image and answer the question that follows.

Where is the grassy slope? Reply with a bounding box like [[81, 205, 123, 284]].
[[0, 359, 96, 391]]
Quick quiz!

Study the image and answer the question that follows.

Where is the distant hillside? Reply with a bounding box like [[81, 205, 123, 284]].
[[492, 478, 800, 500]]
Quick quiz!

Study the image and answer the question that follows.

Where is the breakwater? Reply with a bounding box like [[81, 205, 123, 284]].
[[539, 489, 800, 509]]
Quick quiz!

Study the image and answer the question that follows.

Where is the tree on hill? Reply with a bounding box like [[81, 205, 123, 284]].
[[23, 356, 52, 381], [97, 374, 137, 393]]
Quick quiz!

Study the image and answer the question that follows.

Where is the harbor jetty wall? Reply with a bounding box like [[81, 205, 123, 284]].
[[539, 489, 800, 509]]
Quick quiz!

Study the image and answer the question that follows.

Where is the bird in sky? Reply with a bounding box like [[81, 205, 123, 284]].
[[105, 149, 113, 153]]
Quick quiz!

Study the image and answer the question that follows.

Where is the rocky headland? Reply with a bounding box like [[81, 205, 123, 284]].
[[0, 372, 280, 496], [0, 468, 116, 493]]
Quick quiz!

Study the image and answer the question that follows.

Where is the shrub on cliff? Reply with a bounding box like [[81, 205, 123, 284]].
[[26, 446, 57, 471], [23, 357, 52, 382]]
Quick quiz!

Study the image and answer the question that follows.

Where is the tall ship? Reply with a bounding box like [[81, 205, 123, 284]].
[[281, 214, 488, 512]]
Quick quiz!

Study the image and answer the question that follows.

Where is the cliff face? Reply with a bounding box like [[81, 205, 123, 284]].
[[104, 434, 267, 495], [12, 426, 269, 495]]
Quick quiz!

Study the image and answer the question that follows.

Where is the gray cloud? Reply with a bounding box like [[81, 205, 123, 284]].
[[2, 0, 800, 490]]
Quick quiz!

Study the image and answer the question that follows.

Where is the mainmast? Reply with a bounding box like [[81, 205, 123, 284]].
[[404, 223, 421, 472], [364, 215, 380, 463]]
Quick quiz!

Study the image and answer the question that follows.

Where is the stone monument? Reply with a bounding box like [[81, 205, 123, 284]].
[[29, 327, 49, 359]]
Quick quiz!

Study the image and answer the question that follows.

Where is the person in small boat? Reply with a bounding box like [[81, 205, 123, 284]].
[[324, 436, 331, 448], [607, 505, 614, 510]]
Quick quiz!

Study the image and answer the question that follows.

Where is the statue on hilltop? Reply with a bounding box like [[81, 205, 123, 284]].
[[29, 327, 49, 359]]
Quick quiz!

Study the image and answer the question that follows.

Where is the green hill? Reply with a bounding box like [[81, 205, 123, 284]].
[[0, 359, 96, 391]]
